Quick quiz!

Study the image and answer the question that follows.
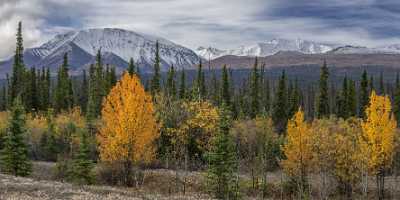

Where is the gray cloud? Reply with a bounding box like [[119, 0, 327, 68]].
[[1, 0, 400, 59]]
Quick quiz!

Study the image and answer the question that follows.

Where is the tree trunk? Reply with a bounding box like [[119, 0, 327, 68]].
[[124, 160, 133, 187], [377, 169, 385, 200]]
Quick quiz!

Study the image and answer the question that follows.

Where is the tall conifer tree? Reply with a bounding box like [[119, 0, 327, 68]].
[[394, 72, 400, 125], [347, 79, 357, 117], [379, 71, 385, 95], [127, 58, 136, 75], [0, 97, 32, 176], [221, 65, 231, 108], [272, 70, 288, 133], [206, 104, 238, 199], [359, 70, 369, 118], [151, 41, 161, 95], [54, 53, 73, 112], [166, 65, 176, 98], [316, 60, 330, 118], [27, 67, 39, 111], [10, 22, 27, 105], [179, 69, 186, 99], [79, 70, 88, 112], [250, 57, 260, 118], [337, 76, 348, 119], [193, 61, 206, 100]]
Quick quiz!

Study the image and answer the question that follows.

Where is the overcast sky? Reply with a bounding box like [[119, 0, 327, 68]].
[[1, 0, 400, 59]]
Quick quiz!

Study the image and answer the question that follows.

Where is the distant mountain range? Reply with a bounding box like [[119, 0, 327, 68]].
[[2, 28, 400, 78], [195, 39, 338, 59], [195, 39, 400, 60]]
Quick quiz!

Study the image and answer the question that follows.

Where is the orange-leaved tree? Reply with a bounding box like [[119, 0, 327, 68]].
[[97, 72, 159, 186], [359, 90, 396, 200], [282, 108, 313, 198]]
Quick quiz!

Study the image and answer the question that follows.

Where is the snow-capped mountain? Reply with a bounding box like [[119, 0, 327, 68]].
[[0, 28, 201, 75], [195, 38, 338, 59]]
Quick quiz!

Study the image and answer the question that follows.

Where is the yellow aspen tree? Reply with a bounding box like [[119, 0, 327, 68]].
[[334, 118, 363, 198], [359, 90, 396, 200], [310, 118, 337, 199], [97, 72, 159, 186], [282, 108, 313, 198]]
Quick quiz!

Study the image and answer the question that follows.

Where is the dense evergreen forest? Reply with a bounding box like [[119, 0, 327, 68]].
[[2, 22, 400, 200]]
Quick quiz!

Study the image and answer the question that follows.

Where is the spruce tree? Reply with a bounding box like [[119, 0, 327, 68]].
[[128, 58, 136, 75], [211, 70, 219, 105], [272, 70, 288, 133], [26, 67, 39, 112], [55, 53, 73, 112], [264, 78, 271, 114], [359, 70, 369, 118], [316, 60, 330, 118], [347, 79, 357, 117], [86, 50, 105, 120], [5, 74, 10, 109], [379, 71, 385, 95], [86, 64, 97, 120], [206, 104, 238, 199], [68, 131, 94, 185], [0, 97, 32, 176], [166, 65, 176, 98], [110, 66, 117, 88], [250, 57, 260, 118], [394, 72, 400, 125], [39, 110, 58, 161], [179, 69, 186, 99], [193, 61, 206, 100], [221, 65, 231, 108], [369, 76, 374, 92], [151, 41, 161, 95], [337, 76, 348, 119], [9, 22, 27, 105], [79, 70, 88, 113], [44, 68, 51, 110], [0, 86, 6, 111], [288, 79, 300, 118]]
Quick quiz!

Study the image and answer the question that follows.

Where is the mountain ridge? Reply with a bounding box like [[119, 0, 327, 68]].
[[0, 28, 202, 77]]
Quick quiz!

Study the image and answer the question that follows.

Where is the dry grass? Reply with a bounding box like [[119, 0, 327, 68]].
[[0, 162, 211, 200], [4, 162, 400, 199], [0, 173, 211, 200]]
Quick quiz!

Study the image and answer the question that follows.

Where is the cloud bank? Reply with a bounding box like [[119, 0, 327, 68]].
[[1, 0, 400, 59]]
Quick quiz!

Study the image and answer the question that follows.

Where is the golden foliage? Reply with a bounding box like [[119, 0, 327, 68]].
[[310, 118, 337, 173], [177, 100, 219, 152], [0, 111, 9, 137], [26, 114, 48, 143], [98, 73, 159, 164], [359, 91, 397, 174], [55, 107, 86, 133], [334, 118, 363, 185], [282, 108, 313, 177]]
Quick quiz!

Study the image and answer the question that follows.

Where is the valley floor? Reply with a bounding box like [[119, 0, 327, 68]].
[[3, 162, 400, 199]]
